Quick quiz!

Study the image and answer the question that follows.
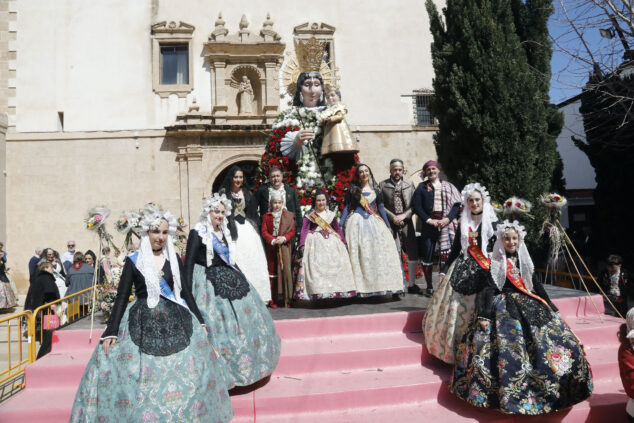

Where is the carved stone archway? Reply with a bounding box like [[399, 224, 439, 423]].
[[206, 153, 262, 194]]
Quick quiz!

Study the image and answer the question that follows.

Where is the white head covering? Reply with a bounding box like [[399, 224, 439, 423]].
[[136, 203, 181, 309], [270, 190, 285, 205], [459, 183, 498, 259], [490, 220, 534, 291], [193, 193, 236, 266]]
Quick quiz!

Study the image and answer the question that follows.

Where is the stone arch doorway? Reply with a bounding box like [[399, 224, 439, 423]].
[[211, 160, 260, 193]]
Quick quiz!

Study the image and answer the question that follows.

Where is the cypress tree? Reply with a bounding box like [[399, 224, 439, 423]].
[[511, 0, 565, 191], [426, 0, 562, 247]]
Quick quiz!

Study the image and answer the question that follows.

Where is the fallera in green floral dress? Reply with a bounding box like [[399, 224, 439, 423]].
[[185, 227, 282, 389]]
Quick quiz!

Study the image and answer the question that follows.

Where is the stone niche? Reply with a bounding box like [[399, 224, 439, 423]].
[[204, 13, 286, 125]]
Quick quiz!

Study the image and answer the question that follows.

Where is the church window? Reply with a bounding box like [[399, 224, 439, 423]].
[[151, 21, 195, 98], [160, 44, 189, 85]]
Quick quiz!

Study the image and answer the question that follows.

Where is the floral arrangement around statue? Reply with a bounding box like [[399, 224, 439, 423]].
[[255, 36, 359, 213], [256, 107, 359, 212]]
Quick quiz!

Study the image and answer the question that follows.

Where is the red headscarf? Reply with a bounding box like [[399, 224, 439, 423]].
[[423, 160, 439, 172]]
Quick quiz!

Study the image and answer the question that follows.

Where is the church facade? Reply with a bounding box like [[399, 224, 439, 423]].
[[1, 0, 438, 288]]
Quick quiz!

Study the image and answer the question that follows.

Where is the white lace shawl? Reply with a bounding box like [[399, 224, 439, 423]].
[[490, 220, 534, 291], [459, 183, 497, 259], [193, 218, 237, 266], [136, 208, 182, 309], [195, 194, 236, 266]]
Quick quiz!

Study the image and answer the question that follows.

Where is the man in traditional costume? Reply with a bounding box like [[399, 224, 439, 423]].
[[412, 160, 461, 295], [380, 159, 421, 294]]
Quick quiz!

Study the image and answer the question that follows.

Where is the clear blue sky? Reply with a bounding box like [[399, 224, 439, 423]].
[[548, 1, 625, 104]]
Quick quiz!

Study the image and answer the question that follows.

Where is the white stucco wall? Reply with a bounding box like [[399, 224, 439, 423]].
[[16, 0, 435, 132], [556, 99, 596, 190], [0, 114, 6, 243]]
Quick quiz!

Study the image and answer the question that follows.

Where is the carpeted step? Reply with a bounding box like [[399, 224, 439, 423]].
[[0, 296, 625, 423]]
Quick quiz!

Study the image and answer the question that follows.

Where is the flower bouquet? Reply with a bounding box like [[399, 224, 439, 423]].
[[502, 197, 532, 218], [490, 201, 503, 214], [85, 206, 109, 231], [541, 193, 567, 210], [85, 206, 119, 253], [116, 210, 141, 252], [96, 266, 122, 322], [539, 193, 568, 261], [174, 217, 188, 254]]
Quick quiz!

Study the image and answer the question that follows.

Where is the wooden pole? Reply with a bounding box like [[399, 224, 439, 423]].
[[89, 237, 103, 342], [557, 220, 624, 320]]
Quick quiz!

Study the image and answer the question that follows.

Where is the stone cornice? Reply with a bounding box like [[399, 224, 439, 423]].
[[6, 129, 166, 141], [152, 21, 195, 36], [203, 42, 286, 59], [293, 22, 336, 36]]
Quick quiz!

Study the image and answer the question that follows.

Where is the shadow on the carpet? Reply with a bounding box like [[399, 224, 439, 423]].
[[229, 375, 272, 396]]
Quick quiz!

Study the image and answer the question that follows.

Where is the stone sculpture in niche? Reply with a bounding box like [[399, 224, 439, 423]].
[[237, 75, 254, 115]]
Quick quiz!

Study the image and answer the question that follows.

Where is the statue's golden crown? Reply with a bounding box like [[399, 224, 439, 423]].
[[281, 36, 338, 96], [294, 37, 326, 72]]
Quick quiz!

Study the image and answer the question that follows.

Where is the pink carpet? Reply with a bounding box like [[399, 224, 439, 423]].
[[0, 294, 626, 422]]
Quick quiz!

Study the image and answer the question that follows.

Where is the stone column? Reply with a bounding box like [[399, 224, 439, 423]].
[[176, 142, 204, 226], [262, 61, 279, 123], [177, 146, 190, 225], [185, 144, 204, 225], [211, 60, 228, 123]]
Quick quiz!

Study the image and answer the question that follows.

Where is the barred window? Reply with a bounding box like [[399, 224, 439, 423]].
[[415, 94, 435, 126]]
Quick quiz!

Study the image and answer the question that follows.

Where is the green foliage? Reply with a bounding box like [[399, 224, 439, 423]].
[[574, 70, 634, 264], [426, 0, 562, 251]]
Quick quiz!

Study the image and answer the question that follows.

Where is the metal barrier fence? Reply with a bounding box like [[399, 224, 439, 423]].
[[535, 268, 595, 290], [0, 310, 32, 402], [30, 287, 94, 361], [0, 286, 96, 402]]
